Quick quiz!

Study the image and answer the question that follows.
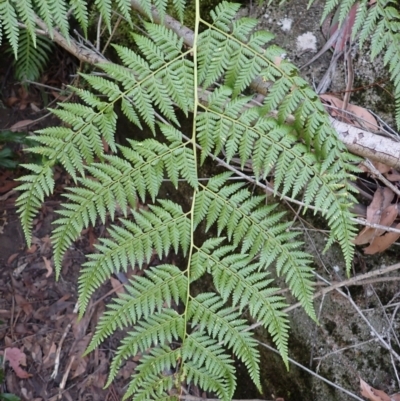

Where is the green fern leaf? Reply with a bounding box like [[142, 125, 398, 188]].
[[49, 0, 69, 40], [14, 31, 52, 82], [78, 201, 190, 313], [86, 264, 187, 353], [194, 244, 290, 364], [0, 1, 19, 57], [188, 293, 262, 391], [15, 163, 55, 244], [70, 0, 89, 36], [194, 174, 316, 320], [14, 0, 36, 47], [123, 347, 179, 401], [107, 309, 184, 385], [182, 332, 236, 400]]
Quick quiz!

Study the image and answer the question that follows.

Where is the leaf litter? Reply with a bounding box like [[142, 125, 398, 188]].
[[0, 190, 139, 400]]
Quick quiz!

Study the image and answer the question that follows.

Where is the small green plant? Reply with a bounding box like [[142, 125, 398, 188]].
[[0, 332, 20, 401], [0, 131, 38, 168]]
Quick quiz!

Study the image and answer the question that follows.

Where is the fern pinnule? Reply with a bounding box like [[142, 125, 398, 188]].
[[14, 1, 36, 47], [209, 1, 241, 32], [194, 174, 316, 320], [70, 0, 89, 36], [48, 0, 69, 40], [51, 135, 196, 277], [184, 362, 232, 401], [195, 244, 290, 363]]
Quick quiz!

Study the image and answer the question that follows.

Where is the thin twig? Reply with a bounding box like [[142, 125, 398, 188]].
[[102, 16, 122, 54], [51, 302, 79, 380], [96, 15, 102, 52], [363, 159, 400, 197]]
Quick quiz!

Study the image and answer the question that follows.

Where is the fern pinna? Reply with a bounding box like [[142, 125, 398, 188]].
[[16, 2, 358, 399]]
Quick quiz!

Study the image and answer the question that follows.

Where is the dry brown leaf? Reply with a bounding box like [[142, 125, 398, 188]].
[[370, 203, 398, 239], [0, 179, 19, 194], [43, 342, 57, 368], [42, 256, 53, 277], [364, 222, 400, 254], [354, 188, 395, 245], [69, 333, 91, 378], [354, 226, 375, 245], [360, 378, 390, 401], [50, 90, 69, 101], [13, 262, 28, 277], [2, 347, 32, 379], [118, 360, 137, 380], [26, 244, 37, 254], [110, 276, 126, 297], [367, 187, 394, 223], [9, 119, 34, 132], [320, 94, 378, 131], [372, 161, 392, 174], [7, 252, 19, 265]]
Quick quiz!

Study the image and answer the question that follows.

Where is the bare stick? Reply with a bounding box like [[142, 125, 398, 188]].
[[51, 302, 79, 379]]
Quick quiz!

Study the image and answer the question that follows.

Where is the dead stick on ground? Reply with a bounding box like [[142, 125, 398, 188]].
[[58, 355, 75, 400], [51, 302, 79, 380]]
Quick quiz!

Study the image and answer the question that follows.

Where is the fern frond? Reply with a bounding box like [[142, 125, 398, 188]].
[[70, 0, 89, 36], [188, 293, 262, 391], [184, 363, 230, 401], [0, 1, 19, 57], [34, 0, 53, 36], [14, 31, 52, 82], [48, 0, 69, 39], [78, 200, 191, 313], [14, 3, 368, 399], [197, 83, 359, 272], [14, 0, 36, 47], [86, 264, 187, 353], [15, 163, 55, 243]]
